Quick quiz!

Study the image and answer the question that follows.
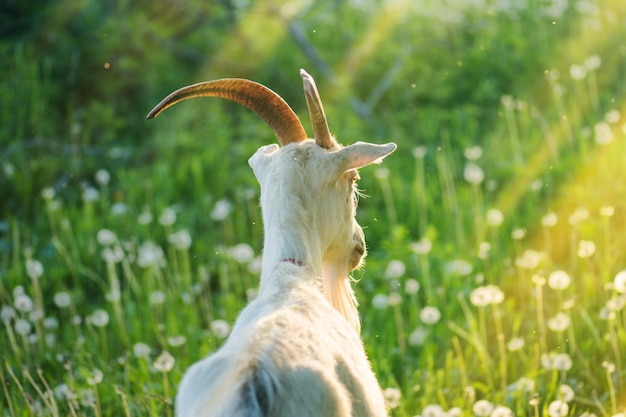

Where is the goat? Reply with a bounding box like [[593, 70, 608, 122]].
[[147, 69, 396, 417]]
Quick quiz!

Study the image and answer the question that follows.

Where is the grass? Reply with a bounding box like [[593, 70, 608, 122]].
[[1, 0, 626, 416]]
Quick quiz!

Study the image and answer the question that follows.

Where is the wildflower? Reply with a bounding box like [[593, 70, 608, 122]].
[[14, 294, 34, 312], [445, 259, 472, 276], [472, 399, 494, 417], [405, 279, 420, 295], [102, 246, 124, 264], [541, 212, 558, 227], [605, 110, 621, 124], [606, 295, 626, 312], [383, 387, 401, 409], [374, 167, 389, 180], [511, 228, 526, 240], [548, 400, 569, 417], [388, 292, 402, 307], [82, 187, 99, 203], [150, 291, 165, 305], [53, 292, 71, 308], [385, 260, 405, 279], [248, 257, 263, 274], [159, 208, 177, 226], [464, 162, 485, 185], [133, 342, 151, 358], [602, 361, 615, 373], [153, 351, 175, 372], [464, 146, 483, 160], [15, 319, 31, 335], [87, 369, 104, 385], [79, 388, 96, 407], [569, 64, 587, 80], [168, 335, 187, 347], [1, 305, 15, 321], [44, 317, 59, 330], [413, 146, 427, 158], [228, 243, 254, 264], [614, 270, 626, 293], [137, 241, 165, 268], [515, 250, 544, 269], [410, 238, 432, 255], [470, 286, 491, 307], [409, 326, 428, 346], [420, 306, 441, 324], [486, 209, 504, 227], [97, 229, 117, 246], [491, 406, 514, 417], [568, 207, 589, 225], [507, 337, 525, 351], [448, 407, 461, 417], [29, 308, 43, 322], [54, 383, 73, 401], [541, 352, 572, 371], [594, 122, 613, 145], [548, 270, 571, 290], [211, 199, 232, 221], [577, 240, 596, 258], [600, 206, 615, 217], [168, 229, 192, 250], [547, 312, 571, 332], [41, 187, 55, 200], [95, 169, 110, 186], [584, 54, 601, 71], [26, 259, 43, 279], [111, 202, 128, 216], [372, 294, 389, 309], [532, 274, 546, 286], [210, 319, 230, 338], [422, 404, 446, 417], [137, 211, 153, 225], [559, 384, 575, 402], [514, 377, 535, 392], [478, 242, 491, 260], [90, 309, 109, 327]]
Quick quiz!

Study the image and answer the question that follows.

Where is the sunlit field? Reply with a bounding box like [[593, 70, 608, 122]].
[[1, 0, 626, 416]]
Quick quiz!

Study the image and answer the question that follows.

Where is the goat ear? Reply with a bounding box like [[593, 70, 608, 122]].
[[335, 141, 397, 171], [249, 144, 279, 178]]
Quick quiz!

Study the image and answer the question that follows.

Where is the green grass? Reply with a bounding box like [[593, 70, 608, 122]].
[[1, 0, 626, 416]]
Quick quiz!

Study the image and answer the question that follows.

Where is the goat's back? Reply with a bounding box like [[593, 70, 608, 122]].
[[175, 266, 387, 417]]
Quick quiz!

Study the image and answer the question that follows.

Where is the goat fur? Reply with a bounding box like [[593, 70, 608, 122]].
[[176, 139, 395, 416]]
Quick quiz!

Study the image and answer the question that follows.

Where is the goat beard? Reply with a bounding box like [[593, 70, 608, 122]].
[[322, 262, 361, 334]]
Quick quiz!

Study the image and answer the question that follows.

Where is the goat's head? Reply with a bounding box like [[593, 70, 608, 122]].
[[147, 69, 395, 332]]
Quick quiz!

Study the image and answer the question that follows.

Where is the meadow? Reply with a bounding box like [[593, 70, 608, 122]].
[[1, 0, 625, 416]]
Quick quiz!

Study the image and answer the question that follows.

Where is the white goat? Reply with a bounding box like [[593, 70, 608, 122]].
[[147, 69, 396, 417]]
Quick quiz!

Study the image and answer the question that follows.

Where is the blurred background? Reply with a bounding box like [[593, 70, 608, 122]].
[[1, 0, 626, 415]]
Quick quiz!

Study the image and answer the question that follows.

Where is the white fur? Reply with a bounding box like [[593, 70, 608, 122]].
[[176, 139, 396, 417]]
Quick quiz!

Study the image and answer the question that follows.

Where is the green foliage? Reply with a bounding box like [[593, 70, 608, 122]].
[[1, 0, 626, 416]]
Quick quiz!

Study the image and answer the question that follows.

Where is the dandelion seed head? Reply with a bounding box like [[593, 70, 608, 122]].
[[53, 292, 72, 308], [613, 270, 626, 293], [532, 274, 546, 286], [248, 256, 263, 274], [445, 259, 472, 276], [168, 229, 192, 250], [514, 377, 535, 392], [210, 319, 231, 339], [29, 308, 44, 322], [577, 240, 596, 258], [97, 229, 117, 246], [420, 306, 441, 325], [594, 122, 613, 145], [548, 400, 569, 417], [150, 291, 166, 305], [584, 54, 601, 70], [374, 167, 389, 180], [211, 199, 232, 221], [511, 228, 526, 240], [137, 241, 165, 268], [569, 64, 587, 80], [515, 250, 544, 270], [137, 211, 153, 225], [372, 294, 389, 309], [464, 146, 483, 160], [111, 202, 128, 216], [491, 406, 514, 417], [133, 342, 151, 358], [464, 162, 485, 185], [153, 350, 175, 372], [486, 209, 504, 227], [548, 270, 571, 290], [412, 146, 427, 158], [82, 187, 99, 203], [168, 335, 187, 347], [478, 242, 491, 260], [470, 286, 491, 307], [507, 337, 525, 351], [410, 238, 432, 255], [385, 260, 406, 279], [605, 294, 626, 312], [605, 109, 621, 124], [541, 212, 558, 227], [602, 361, 616, 373], [41, 187, 55, 200], [422, 404, 446, 417], [388, 292, 402, 306], [79, 388, 96, 407], [95, 169, 110, 186], [14, 294, 34, 312], [227, 243, 254, 264], [472, 399, 494, 417], [409, 326, 428, 346], [383, 387, 401, 409], [568, 207, 589, 225], [87, 369, 104, 385], [26, 259, 44, 279], [159, 208, 177, 226], [102, 246, 124, 264], [15, 318, 31, 335], [559, 384, 575, 402], [547, 312, 571, 332], [405, 279, 420, 295], [600, 206, 614, 217], [1, 305, 15, 321], [90, 309, 109, 327]]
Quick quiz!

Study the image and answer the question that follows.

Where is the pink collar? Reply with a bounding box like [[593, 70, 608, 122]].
[[282, 258, 304, 267]]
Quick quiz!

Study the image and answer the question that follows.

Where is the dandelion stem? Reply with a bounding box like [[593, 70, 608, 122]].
[[0, 363, 16, 417]]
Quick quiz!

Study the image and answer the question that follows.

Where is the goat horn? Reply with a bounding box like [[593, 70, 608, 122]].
[[300, 69, 334, 149], [146, 78, 308, 146]]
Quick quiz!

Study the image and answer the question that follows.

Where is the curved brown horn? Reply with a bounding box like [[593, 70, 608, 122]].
[[300, 69, 335, 149], [146, 78, 308, 146]]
